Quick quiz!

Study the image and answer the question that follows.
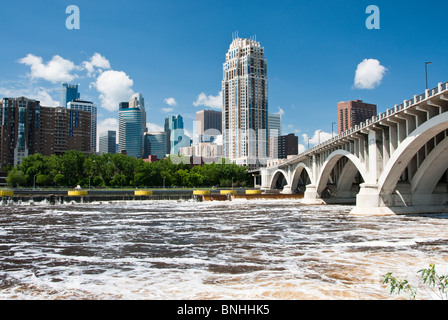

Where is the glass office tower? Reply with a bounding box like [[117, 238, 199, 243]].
[[144, 131, 167, 159], [99, 130, 117, 154], [60, 83, 80, 108], [164, 115, 190, 154], [118, 102, 143, 158]]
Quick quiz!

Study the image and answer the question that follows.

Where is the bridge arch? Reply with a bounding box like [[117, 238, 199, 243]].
[[290, 162, 313, 194], [379, 112, 448, 195], [411, 136, 448, 194], [269, 169, 289, 190], [316, 150, 368, 196]]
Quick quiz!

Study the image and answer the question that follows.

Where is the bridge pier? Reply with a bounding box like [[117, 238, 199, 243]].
[[350, 183, 448, 215], [349, 183, 393, 215], [281, 186, 293, 194], [302, 185, 326, 205]]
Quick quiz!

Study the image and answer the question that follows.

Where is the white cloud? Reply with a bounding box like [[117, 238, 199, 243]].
[[94, 70, 134, 112], [161, 107, 174, 113], [98, 118, 118, 132], [193, 91, 222, 110], [18, 54, 78, 83], [147, 122, 164, 132], [83, 53, 111, 77], [354, 59, 387, 89], [0, 85, 58, 106], [146, 122, 164, 132], [302, 130, 333, 147], [97, 118, 119, 140], [298, 144, 306, 154], [35, 89, 59, 106], [97, 118, 119, 152], [275, 106, 285, 116], [164, 97, 178, 106]]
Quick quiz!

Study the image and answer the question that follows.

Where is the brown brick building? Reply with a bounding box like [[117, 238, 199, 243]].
[[40, 106, 91, 156], [0, 97, 91, 170], [337, 100, 377, 134], [269, 133, 298, 159], [0, 97, 41, 168]]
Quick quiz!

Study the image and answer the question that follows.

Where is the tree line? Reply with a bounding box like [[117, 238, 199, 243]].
[[5, 150, 254, 189]]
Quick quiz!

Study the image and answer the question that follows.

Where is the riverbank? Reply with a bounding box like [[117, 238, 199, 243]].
[[0, 188, 304, 205]]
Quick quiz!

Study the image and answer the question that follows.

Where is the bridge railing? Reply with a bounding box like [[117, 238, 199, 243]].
[[289, 81, 448, 164]]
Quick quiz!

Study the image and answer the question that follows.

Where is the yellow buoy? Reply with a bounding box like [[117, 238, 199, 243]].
[[193, 190, 210, 195], [220, 190, 237, 195], [134, 190, 153, 196], [0, 190, 14, 197], [68, 190, 88, 196]]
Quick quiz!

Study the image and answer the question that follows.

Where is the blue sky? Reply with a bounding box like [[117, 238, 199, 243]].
[[1, 0, 447, 150]]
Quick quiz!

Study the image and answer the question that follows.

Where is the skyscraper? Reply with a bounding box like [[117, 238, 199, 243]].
[[60, 83, 80, 107], [337, 100, 377, 134], [277, 133, 298, 159], [40, 107, 91, 156], [99, 130, 117, 154], [164, 115, 190, 154], [144, 131, 167, 159], [268, 113, 281, 158], [196, 109, 222, 143], [222, 36, 268, 167], [67, 99, 97, 153], [268, 113, 281, 138], [0, 97, 41, 168], [0, 97, 92, 169], [118, 101, 143, 158], [129, 93, 147, 132]]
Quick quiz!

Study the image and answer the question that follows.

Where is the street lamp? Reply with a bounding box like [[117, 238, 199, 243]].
[[332, 122, 336, 138], [425, 62, 431, 89]]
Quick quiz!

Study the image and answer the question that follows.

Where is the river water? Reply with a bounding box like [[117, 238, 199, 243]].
[[0, 199, 447, 300]]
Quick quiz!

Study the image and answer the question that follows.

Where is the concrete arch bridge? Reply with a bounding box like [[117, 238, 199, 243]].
[[253, 82, 448, 215]]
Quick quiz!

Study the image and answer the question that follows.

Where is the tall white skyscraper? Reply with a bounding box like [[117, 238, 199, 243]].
[[222, 36, 268, 167]]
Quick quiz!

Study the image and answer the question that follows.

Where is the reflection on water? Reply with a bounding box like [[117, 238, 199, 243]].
[[0, 199, 447, 300]]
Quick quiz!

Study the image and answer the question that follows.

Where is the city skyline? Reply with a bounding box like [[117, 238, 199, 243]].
[[1, 1, 448, 153]]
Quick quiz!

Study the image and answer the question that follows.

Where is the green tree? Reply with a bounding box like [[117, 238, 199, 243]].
[[59, 150, 87, 186], [6, 168, 26, 187], [6, 152, 254, 189], [18, 153, 49, 186], [53, 174, 66, 187], [36, 174, 51, 186]]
